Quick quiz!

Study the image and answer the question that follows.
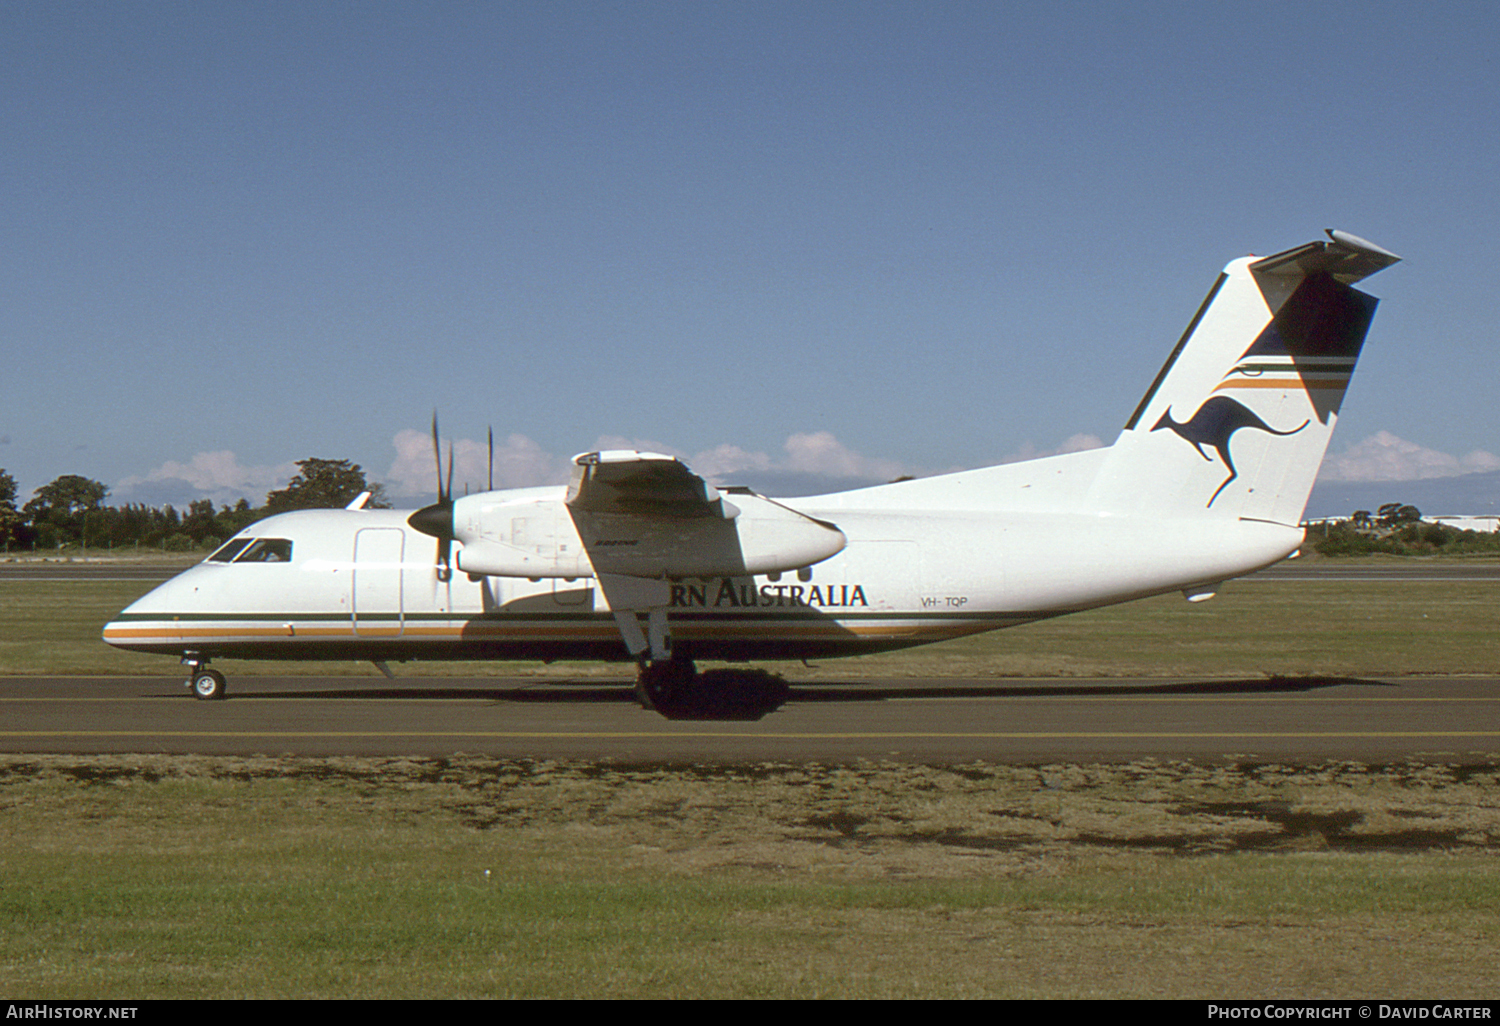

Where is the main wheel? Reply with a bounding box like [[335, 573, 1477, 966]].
[[634, 658, 696, 712], [191, 668, 227, 701]]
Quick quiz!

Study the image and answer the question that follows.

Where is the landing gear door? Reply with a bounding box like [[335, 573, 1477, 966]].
[[353, 528, 405, 636]]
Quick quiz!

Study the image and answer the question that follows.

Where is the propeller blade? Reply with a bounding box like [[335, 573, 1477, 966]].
[[430, 412, 447, 503], [487, 426, 494, 492], [411, 411, 456, 581]]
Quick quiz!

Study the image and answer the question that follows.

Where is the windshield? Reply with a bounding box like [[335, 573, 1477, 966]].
[[235, 538, 293, 563], [205, 538, 253, 563]]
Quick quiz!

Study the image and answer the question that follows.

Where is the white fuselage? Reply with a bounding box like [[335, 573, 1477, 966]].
[[102, 474, 1301, 665]]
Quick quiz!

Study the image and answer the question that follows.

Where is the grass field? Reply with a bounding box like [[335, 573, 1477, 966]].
[[1, 566, 1495, 679], [2, 754, 1497, 998], [1, 562, 1497, 997]]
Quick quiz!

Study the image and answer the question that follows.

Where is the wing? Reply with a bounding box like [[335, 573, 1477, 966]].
[[562, 450, 844, 580], [561, 449, 847, 662], [566, 450, 739, 519], [448, 449, 845, 586]]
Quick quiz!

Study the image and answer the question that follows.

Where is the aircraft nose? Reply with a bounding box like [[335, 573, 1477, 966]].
[[101, 575, 187, 652]]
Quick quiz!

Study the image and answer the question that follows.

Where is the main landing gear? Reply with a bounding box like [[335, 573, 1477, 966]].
[[633, 653, 790, 720], [634, 653, 698, 712], [183, 655, 226, 701]]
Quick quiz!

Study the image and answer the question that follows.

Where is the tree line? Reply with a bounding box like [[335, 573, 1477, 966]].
[[8, 460, 1494, 559], [0, 459, 389, 554], [1308, 502, 1500, 556]]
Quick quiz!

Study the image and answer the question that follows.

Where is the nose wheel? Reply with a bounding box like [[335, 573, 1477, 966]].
[[184, 658, 227, 701]]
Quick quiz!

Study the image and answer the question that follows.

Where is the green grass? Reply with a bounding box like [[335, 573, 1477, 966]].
[[818, 577, 1500, 679], [4, 567, 1497, 996], [11, 854, 1494, 998], [2, 756, 1497, 998], [3, 573, 1495, 678]]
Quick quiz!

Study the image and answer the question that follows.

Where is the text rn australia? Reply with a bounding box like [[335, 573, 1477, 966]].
[[670, 579, 868, 609]]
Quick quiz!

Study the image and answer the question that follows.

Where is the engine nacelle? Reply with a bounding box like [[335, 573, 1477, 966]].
[[449, 490, 845, 580], [572, 492, 846, 578], [455, 538, 593, 578]]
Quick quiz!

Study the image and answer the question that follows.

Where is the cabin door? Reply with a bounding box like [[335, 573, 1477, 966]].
[[353, 528, 405, 636]]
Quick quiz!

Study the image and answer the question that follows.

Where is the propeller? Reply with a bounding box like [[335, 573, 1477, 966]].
[[407, 412, 456, 582]]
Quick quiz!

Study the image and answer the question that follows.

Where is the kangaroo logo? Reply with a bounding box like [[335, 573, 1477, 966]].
[[1153, 397, 1309, 506]]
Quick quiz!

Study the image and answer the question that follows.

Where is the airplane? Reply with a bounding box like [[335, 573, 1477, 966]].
[[103, 229, 1401, 715]]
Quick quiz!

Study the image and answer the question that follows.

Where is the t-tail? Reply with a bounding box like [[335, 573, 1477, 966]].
[[1087, 229, 1400, 525]]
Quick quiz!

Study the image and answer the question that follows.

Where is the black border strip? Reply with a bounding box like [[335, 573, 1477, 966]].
[[1123, 272, 1227, 431]]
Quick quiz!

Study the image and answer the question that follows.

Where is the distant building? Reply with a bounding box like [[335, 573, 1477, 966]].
[[1423, 515, 1500, 533], [1301, 513, 1500, 533]]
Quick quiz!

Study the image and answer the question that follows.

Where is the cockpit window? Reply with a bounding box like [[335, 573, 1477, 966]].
[[206, 538, 253, 563], [234, 538, 294, 563]]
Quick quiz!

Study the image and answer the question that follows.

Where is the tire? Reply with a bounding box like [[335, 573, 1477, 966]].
[[634, 659, 696, 712], [191, 668, 226, 701]]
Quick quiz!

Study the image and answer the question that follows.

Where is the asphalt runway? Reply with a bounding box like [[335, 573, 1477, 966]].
[[0, 561, 190, 581], [5, 558, 1496, 763], [3, 674, 1497, 764]]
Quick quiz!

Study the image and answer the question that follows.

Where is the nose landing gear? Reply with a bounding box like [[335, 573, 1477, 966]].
[[182, 654, 227, 700]]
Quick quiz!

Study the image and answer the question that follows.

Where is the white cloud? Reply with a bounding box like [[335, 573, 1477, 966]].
[[1320, 431, 1500, 483], [998, 433, 1107, 464], [383, 427, 932, 500], [382, 426, 1122, 499], [115, 451, 296, 507], [107, 428, 1499, 510], [685, 443, 774, 479], [108, 428, 1126, 509], [781, 431, 908, 480], [385, 429, 567, 498]]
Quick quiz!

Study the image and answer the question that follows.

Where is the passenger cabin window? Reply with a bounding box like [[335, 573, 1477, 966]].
[[206, 538, 253, 563], [234, 539, 293, 563]]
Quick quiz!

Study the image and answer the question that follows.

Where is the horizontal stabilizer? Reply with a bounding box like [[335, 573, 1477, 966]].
[[1251, 229, 1401, 288]]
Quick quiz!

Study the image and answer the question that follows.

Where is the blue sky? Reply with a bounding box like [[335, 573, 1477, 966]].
[[4, 1, 1497, 510]]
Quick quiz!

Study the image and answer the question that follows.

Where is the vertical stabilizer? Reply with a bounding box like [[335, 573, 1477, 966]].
[[1088, 230, 1399, 525]]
